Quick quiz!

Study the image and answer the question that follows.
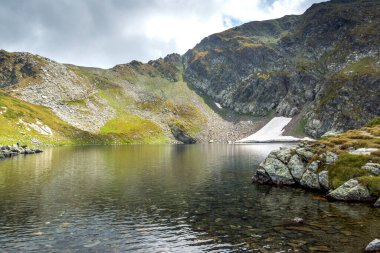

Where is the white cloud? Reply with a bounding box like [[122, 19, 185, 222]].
[[0, 0, 327, 68]]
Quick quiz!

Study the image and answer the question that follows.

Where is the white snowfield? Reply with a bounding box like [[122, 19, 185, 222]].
[[236, 117, 300, 143]]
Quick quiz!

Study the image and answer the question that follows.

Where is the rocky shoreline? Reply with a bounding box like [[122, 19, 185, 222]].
[[252, 141, 380, 207], [0, 144, 43, 160]]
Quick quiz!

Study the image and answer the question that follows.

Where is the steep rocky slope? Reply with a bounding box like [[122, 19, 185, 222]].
[[0, 50, 258, 145], [183, 0, 380, 137]]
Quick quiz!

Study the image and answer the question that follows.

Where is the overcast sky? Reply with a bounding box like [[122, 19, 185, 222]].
[[0, 0, 327, 68]]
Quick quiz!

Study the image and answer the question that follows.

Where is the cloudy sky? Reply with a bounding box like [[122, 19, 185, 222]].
[[0, 0, 327, 68]]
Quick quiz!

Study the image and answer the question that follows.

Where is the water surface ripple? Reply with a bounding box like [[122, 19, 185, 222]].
[[0, 144, 379, 252]]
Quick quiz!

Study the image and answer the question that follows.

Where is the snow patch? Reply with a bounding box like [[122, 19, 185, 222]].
[[215, 102, 222, 109], [236, 117, 300, 143]]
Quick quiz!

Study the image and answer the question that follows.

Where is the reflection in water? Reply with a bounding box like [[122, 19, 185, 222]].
[[0, 144, 379, 252]]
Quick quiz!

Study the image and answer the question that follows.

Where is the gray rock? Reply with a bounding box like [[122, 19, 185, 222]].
[[252, 167, 272, 184], [318, 170, 329, 190], [327, 179, 374, 202], [260, 156, 295, 185], [273, 148, 293, 164], [374, 198, 380, 208], [295, 148, 314, 161], [34, 149, 43, 153], [292, 217, 304, 224], [362, 163, 380, 176], [2, 150, 11, 157], [299, 161, 321, 189], [365, 239, 380, 252], [169, 124, 196, 144], [0, 152, 4, 159], [325, 151, 338, 164], [288, 154, 306, 182], [24, 148, 35, 154], [308, 161, 319, 172]]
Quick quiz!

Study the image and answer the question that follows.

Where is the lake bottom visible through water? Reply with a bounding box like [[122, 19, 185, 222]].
[[0, 144, 379, 252]]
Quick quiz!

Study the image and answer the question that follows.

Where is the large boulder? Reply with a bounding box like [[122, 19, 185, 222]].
[[300, 161, 321, 190], [288, 154, 306, 182], [327, 179, 374, 202], [365, 239, 380, 252], [318, 170, 330, 190], [259, 155, 295, 185]]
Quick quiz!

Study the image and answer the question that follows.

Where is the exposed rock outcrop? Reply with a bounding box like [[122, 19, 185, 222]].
[[169, 124, 197, 144], [183, 0, 380, 137], [253, 138, 380, 205]]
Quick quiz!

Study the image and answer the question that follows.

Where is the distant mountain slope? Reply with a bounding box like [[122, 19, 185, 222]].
[[0, 51, 256, 145], [183, 0, 380, 137]]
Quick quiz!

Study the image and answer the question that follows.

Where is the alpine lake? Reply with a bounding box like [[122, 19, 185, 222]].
[[0, 144, 379, 252]]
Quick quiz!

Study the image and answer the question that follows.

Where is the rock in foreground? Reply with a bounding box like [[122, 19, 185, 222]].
[[253, 137, 380, 206], [365, 239, 380, 252]]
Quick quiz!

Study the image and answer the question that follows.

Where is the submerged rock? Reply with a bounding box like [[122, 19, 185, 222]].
[[327, 179, 374, 202], [365, 239, 380, 252]]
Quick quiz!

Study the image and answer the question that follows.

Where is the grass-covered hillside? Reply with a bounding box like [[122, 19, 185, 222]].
[[0, 50, 255, 145]]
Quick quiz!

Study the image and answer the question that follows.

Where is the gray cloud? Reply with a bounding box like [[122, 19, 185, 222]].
[[0, 0, 327, 68]]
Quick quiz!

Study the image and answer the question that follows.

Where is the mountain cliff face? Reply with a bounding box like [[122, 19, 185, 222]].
[[183, 0, 380, 137]]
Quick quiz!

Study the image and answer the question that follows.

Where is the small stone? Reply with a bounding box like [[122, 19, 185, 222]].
[[309, 245, 331, 252], [214, 218, 222, 223], [365, 239, 380, 252], [374, 198, 380, 208], [293, 217, 304, 224]]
